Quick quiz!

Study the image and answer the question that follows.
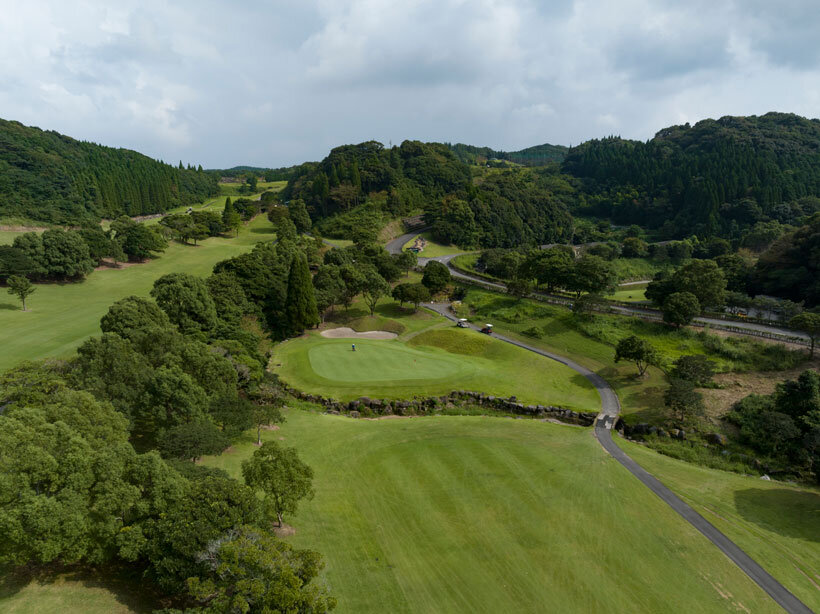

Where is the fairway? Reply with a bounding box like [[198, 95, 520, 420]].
[[0, 216, 276, 372], [274, 325, 601, 410], [202, 410, 784, 614]]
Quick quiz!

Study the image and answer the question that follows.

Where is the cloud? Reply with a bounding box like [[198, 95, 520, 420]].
[[0, 0, 817, 167]]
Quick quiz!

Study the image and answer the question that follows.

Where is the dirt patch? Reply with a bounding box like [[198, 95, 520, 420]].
[[702, 361, 820, 419], [260, 424, 280, 431], [0, 224, 50, 232], [273, 523, 296, 537], [320, 327, 398, 340]]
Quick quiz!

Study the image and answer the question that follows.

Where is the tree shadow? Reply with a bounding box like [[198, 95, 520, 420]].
[[250, 226, 275, 234], [734, 488, 820, 542], [0, 564, 163, 612], [0, 302, 19, 311]]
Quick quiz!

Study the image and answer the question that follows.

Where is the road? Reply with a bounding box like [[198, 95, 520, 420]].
[[410, 252, 809, 343], [425, 302, 814, 614]]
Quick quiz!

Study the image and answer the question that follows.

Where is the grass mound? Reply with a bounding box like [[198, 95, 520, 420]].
[[407, 328, 492, 356]]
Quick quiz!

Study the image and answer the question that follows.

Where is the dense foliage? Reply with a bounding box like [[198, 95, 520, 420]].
[[0, 118, 218, 223], [447, 142, 567, 166], [563, 112, 820, 238]]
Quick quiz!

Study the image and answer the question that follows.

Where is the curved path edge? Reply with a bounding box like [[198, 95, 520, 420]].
[[424, 302, 814, 614]]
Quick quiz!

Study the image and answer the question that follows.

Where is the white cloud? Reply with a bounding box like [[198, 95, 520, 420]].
[[0, 0, 818, 166]]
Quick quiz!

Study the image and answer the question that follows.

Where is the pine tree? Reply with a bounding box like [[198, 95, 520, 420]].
[[222, 197, 240, 235], [285, 253, 319, 335]]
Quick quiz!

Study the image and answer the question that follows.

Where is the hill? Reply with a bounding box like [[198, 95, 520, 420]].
[[283, 140, 574, 248], [563, 112, 820, 237], [448, 141, 568, 166], [0, 118, 218, 224]]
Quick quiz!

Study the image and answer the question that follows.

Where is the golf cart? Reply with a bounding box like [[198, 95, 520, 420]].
[[457, 318, 469, 328], [480, 324, 494, 335]]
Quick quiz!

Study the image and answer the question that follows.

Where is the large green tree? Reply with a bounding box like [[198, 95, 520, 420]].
[[421, 260, 451, 294], [789, 312, 820, 359], [614, 335, 660, 376], [241, 441, 314, 527], [361, 267, 391, 316], [285, 253, 319, 334], [662, 292, 701, 327], [151, 273, 218, 337]]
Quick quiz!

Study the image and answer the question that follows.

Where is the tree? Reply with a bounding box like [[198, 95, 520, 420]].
[[671, 355, 716, 386], [361, 268, 391, 316], [392, 282, 430, 311], [672, 259, 727, 310], [151, 273, 218, 337], [6, 275, 34, 311], [614, 335, 660, 376], [621, 237, 648, 258], [396, 250, 418, 276], [242, 441, 314, 527], [222, 197, 241, 236], [185, 526, 336, 613], [789, 312, 820, 359], [567, 254, 617, 297], [313, 264, 346, 320], [521, 248, 574, 292], [39, 229, 95, 279], [157, 421, 230, 461], [664, 379, 705, 424], [421, 260, 451, 294], [288, 198, 312, 233], [249, 379, 285, 445], [112, 218, 168, 261], [506, 277, 533, 300], [662, 292, 701, 327], [285, 253, 319, 334], [100, 295, 172, 340]]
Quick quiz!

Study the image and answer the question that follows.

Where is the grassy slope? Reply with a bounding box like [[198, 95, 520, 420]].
[[458, 288, 667, 421], [0, 216, 277, 372], [605, 282, 648, 302], [273, 308, 600, 410], [402, 231, 465, 257], [617, 438, 820, 611], [202, 410, 781, 614]]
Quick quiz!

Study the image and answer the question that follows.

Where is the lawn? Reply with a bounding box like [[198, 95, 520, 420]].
[[605, 282, 648, 302], [0, 216, 277, 372], [0, 230, 26, 245], [272, 311, 601, 410], [617, 438, 820, 611], [457, 288, 667, 421], [201, 409, 784, 614], [0, 567, 155, 614], [402, 231, 465, 257]]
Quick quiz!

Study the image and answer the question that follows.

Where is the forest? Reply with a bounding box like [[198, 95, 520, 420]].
[[0, 119, 218, 224]]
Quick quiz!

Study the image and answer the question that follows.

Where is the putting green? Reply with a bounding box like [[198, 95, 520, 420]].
[[273, 326, 601, 410], [308, 340, 466, 382]]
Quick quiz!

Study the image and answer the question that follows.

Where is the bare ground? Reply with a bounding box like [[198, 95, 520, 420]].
[[702, 360, 820, 419]]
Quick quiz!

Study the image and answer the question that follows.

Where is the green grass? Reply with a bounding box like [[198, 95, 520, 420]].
[[605, 282, 648, 302], [201, 409, 784, 613], [617, 438, 820, 611], [0, 230, 27, 245], [610, 257, 668, 282], [273, 310, 600, 409], [402, 231, 465, 257], [0, 567, 154, 614], [459, 288, 667, 421], [0, 216, 277, 372]]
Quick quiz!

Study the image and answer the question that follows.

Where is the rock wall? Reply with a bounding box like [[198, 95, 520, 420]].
[[282, 386, 597, 426]]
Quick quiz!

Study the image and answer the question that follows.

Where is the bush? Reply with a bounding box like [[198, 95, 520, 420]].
[[157, 421, 230, 461]]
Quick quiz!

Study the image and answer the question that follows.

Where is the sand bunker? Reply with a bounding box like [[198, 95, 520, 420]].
[[320, 327, 397, 340]]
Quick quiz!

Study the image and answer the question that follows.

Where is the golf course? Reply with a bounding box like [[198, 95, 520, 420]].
[[199, 408, 806, 614], [0, 215, 277, 372], [273, 314, 600, 410]]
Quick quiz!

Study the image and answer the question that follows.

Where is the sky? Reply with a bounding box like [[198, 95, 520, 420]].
[[2, 0, 819, 169]]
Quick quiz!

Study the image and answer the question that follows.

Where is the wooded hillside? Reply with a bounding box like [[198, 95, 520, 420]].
[[0, 119, 218, 224], [563, 112, 820, 237]]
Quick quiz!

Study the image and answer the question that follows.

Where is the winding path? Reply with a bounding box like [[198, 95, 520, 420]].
[[424, 302, 814, 614]]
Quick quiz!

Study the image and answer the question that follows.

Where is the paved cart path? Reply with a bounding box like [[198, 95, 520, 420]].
[[425, 302, 814, 614]]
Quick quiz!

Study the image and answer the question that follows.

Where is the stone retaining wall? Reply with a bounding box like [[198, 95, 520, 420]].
[[282, 385, 597, 426]]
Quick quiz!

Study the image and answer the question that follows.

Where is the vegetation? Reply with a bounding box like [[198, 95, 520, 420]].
[[447, 141, 568, 166], [201, 409, 790, 614], [0, 118, 217, 224], [6, 275, 34, 310], [564, 112, 820, 239]]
